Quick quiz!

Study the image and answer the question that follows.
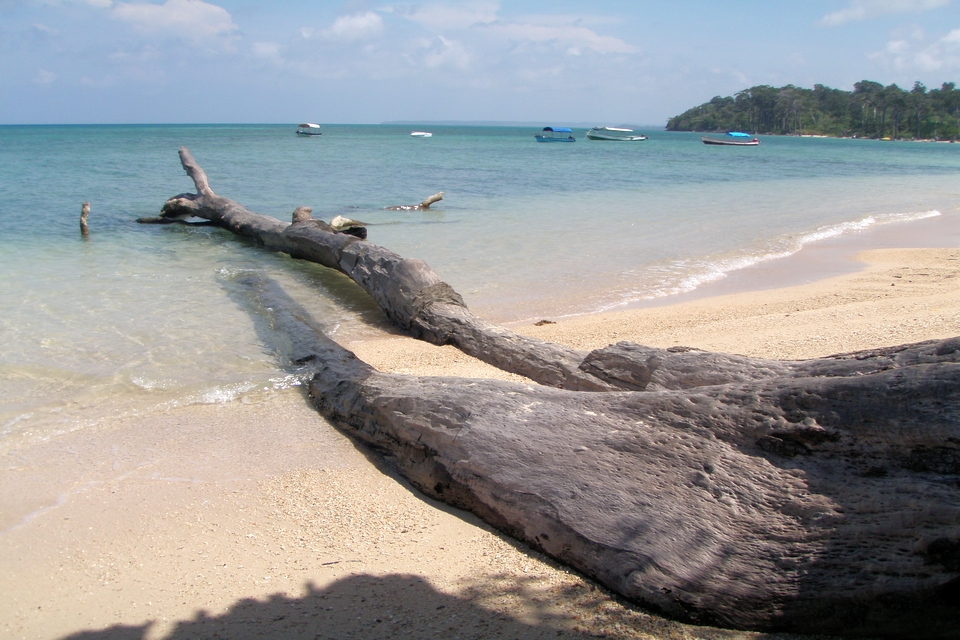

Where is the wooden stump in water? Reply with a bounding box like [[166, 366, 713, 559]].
[[80, 202, 90, 236]]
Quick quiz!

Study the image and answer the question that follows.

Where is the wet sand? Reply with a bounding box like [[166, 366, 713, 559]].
[[2, 233, 959, 638]]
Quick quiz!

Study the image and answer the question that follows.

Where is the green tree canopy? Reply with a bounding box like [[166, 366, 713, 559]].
[[666, 80, 960, 139]]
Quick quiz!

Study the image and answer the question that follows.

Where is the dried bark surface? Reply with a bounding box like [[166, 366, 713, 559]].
[[146, 149, 960, 638]]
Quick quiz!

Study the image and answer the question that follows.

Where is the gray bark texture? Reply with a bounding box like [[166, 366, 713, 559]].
[[146, 148, 960, 638]]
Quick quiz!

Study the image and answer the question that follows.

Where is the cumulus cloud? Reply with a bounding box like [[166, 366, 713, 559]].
[[820, 0, 950, 27], [417, 35, 471, 68], [321, 11, 384, 41], [483, 21, 637, 55], [252, 41, 282, 63], [869, 26, 960, 70], [110, 0, 238, 46], [34, 0, 115, 6], [386, 2, 498, 30]]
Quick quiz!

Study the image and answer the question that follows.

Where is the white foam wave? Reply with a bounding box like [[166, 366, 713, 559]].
[[130, 376, 177, 391], [1, 412, 34, 436], [163, 374, 308, 409], [604, 209, 941, 309]]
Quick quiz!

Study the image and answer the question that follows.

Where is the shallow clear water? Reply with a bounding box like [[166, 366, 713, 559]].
[[2, 124, 959, 445]]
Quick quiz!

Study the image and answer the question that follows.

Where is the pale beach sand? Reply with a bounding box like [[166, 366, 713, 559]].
[[2, 244, 959, 640]]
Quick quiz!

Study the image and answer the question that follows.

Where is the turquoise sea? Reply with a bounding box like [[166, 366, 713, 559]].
[[2, 124, 959, 448]]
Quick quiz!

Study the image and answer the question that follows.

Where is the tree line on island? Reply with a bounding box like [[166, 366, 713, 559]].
[[667, 80, 960, 140]]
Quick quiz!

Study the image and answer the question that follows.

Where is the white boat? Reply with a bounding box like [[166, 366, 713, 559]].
[[410, 131, 433, 137], [586, 127, 647, 141], [296, 123, 322, 136]]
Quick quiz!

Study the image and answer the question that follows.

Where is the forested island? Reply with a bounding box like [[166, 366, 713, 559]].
[[666, 80, 960, 140]]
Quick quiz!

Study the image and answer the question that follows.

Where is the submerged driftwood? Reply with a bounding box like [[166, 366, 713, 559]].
[[146, 149, 960, 638], [386, 191, 444, 210]]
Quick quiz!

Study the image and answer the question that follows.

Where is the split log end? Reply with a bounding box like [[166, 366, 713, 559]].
[[330, 215, 368, 239], [292, 206, 314, 223]]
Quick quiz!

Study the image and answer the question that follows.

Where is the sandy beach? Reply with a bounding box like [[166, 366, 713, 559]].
[[3, 242, 959, 639]]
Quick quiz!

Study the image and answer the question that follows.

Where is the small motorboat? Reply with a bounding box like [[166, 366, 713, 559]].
[[296, 123, 322, 136], [701, 132, 759, 146], [586, 127, 647, 141], [410, 131, 433, 137], [534, 127, 576, 142]]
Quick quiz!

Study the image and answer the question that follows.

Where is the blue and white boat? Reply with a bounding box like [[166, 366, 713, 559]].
[[534, 127, 576, 142], [701, 131, 759, 146]]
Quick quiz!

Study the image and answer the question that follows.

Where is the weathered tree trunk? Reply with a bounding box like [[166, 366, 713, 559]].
[[138, 148, 608, 390], [147, 149, 960, 637], [237, 274, 960, 638]]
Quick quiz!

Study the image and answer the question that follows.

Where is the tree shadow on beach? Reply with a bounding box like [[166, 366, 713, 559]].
[[60, 571, 828, 640]]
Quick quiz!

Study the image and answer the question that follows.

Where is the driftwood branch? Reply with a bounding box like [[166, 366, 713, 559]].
[[138, 148, 604, 390], [149, 149, 960, 637], [386, 191, 444, 210]]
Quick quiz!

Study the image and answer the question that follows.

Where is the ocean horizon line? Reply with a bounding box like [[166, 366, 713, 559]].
[[0, 121, 669, 129]]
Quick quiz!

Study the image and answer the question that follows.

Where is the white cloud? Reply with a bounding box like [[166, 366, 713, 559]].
[[869, 26, 960, 70], [34, 0, 114, 6], [33, 69, 57, 84], [252, 41, 282, 63], [32, 23, 58, 35], [110, 0, 238, 46], [417, 35, 471, 68], [386, 2, 498, 30], [820, 0, 950, 27], [483, 21, 637, 55], [322, 11, 384, 41]]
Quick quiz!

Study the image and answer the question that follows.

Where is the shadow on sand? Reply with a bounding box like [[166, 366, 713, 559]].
[[59, 571, 825, 640]]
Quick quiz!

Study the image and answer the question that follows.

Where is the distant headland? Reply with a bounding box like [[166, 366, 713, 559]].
[[666, 80, 959, 140]]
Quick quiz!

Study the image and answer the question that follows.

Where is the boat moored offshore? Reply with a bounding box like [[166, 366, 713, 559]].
[[296, 123, 323, 136], [701, 132, 759, 146], [534, 127, 576, 142], [586, 127, 648, 141]]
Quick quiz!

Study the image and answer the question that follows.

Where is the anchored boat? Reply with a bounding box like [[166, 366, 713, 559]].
[[586, 127, 648, 141], [701, 132, 759, 146], [534, 127, 576, 142], [296, 123, 322, 136]]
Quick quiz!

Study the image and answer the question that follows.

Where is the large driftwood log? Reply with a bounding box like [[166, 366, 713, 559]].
[[237, 274, 960, 638], [148, 150, 960, 637]]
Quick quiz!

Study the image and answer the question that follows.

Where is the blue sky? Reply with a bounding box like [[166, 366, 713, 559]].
[[2, 0, 959, 124]]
